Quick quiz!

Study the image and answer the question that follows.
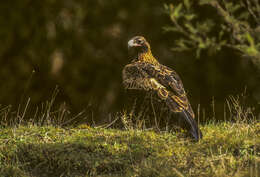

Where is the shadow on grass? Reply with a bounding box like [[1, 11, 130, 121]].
[[2, 131, 162, 177], [12, 142, 139, 177]]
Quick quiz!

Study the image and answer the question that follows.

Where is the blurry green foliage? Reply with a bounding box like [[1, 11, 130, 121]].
[[0, 0, 259, 123], [164, 0, 260, 62], [163, 0, 260, 120]]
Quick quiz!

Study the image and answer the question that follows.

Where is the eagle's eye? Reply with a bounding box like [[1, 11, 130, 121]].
[[136, 39, 143, 45]]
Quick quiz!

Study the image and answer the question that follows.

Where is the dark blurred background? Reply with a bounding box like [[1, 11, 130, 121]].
[[0, 0, 259, 124]]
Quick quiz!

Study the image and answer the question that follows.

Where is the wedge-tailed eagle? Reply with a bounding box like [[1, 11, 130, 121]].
[[122, 36, 202, 141]]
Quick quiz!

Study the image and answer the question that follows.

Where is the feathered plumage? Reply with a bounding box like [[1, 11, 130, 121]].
[[123, 36, 202, 141]]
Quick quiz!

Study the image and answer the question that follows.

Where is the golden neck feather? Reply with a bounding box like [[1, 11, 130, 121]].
[[138, 49, 159, 65]]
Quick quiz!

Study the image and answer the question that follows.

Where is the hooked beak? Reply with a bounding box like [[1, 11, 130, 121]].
[[128, 39, 140, 49]]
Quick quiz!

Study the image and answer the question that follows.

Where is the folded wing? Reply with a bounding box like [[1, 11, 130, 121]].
[[122, 62, 202, 141]]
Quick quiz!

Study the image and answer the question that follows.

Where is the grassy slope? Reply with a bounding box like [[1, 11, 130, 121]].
[[0, 122, 259, 177]]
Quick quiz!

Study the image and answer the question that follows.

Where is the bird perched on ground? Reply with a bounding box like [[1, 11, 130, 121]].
[[122, 36, 202, 141]]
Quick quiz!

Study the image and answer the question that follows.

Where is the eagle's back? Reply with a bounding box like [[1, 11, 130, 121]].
[[123, 61, 195, 118]]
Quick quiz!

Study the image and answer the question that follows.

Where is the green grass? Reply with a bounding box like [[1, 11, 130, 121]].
[[0, 121, 259, 177]]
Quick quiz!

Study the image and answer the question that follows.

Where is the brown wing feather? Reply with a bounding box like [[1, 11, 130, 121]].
[[133, 62, 195, 118], [122, 63, 168, 94], [122, 61, 201, 141], [122, 63, 152, 90]]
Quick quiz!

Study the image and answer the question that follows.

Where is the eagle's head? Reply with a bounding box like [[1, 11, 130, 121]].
[[127, 36, 158, 64], [128, 36, 151, 53]]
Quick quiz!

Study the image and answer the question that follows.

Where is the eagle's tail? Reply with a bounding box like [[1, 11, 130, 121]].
[[179, 110, 202, 141]]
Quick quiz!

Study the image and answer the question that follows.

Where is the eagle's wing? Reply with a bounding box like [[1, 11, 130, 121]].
[[122, 62, 193, 115], [139, 62, 195, 118], [122, 62, 166, 91], [122, 62, 202, 141]]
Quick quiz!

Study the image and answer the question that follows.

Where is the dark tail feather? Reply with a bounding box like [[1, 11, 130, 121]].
[[180, 110, 203, 141]]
